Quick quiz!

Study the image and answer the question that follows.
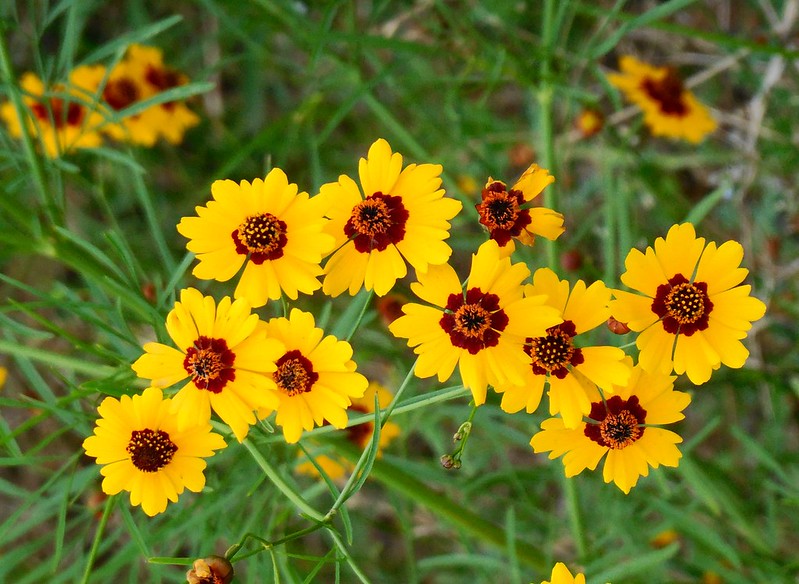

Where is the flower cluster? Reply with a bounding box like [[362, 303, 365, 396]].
[[82, 130, 764, 521], [1, 44, 198, 157]]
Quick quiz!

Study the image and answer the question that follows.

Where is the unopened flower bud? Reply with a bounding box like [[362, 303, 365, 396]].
[[440, 454, 455, 469], [186, 555, 234, 584], [607, 316, 631, 335]]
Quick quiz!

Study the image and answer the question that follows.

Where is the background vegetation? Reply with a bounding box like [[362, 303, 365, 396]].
[[1, 0, 797, 582]]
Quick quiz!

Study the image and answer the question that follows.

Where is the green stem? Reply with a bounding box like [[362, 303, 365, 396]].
[[326, 526, 372, 584], [132, 171, 176, 275], [242, 438, 325, 523], [0, 29, 51, 220], [0, 339, 116, 377], [336, 441, 546, 571], [345, 289, 374, 342], [602, 164, 617, 286], [226, 523, 327, 562], [327, 360, 417, 516], [562, 472, 587, 560], [80, 494, 116, 584], [537, 0, 558, 271]]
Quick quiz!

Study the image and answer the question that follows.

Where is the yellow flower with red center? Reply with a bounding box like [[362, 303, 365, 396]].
[[260, 309, 368, 444], [531, 362, 690, 494], [1, 66, 106, 157], [540, 563, 588, 584], [389, 240, 562, 406], [320, 138, 462, 297], [607, 55, 717, 143], [177, 168, 334, 307], [131, 288, 284, 442], [295, 381, 401, 480], [82, 387, 226, 516], [113, 44, 199, 145], [475, 164, 564, 253], [496, 268, 630, 428], [609, 223, 767, 384]]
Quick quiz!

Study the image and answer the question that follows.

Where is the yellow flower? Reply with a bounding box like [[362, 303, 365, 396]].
[[540, 562, 587, 584], [82, 387, 226, 516], [261, 309, 368, 444], [475, 165, 564, 252], [531, 363, 690, 494], [496, 268, 630, 428], [320, 138, 462, 297], [100, 45, 163, 146], [296, 381, 401, 480], [115, 44, 199, 145], [607, 55, 716, 143], [609, 223, 767, 384], [389, 240, 562, 406], [1, 66, 106, 157], [177, 168, 334, 307], [131, 288, 284, 442]]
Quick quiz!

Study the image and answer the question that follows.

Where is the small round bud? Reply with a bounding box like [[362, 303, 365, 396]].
[[186, 555, 234, 584], [607, 316, 631, 335], [440, 454, 455, 469]]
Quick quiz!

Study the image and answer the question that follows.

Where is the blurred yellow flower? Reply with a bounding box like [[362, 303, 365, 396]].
[[608, 55, 716, 143], [1, 66, 106, 157]]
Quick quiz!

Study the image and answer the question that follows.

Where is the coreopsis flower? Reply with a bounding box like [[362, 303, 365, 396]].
[[389, 240, 562, 405], [82, 387, 226, 516], [123, 44, 199, 144], [296, 381, 401, 479], [475, 164, 564, 253], [320, 138, 462, 296], [260, 309, 368, 443], [100, 45, 163, 146], [530, 363, 690, 494], [1, 66, 106, 157], [496, 268, 630, 428], [177, 168, 334, 307], [131, 288, 284, 442], [609, 223, 767, 384], [607, 55, 716, 143], [539, 563, 587, 584]]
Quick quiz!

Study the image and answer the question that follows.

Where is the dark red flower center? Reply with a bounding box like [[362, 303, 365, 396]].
[[641, 68, 688, 116], [126, 428, 178, 472], [651, 273, 713, 336], [145, 65, 183, 110], [475, 181, 532, 246], [345, 192, 409, 253], [183, 336, 236, 393], [104, 77, 140, 110], [525, 320, 584, 379], [584, 395, 647, 450], [31, 97, 84, 129], [232, 212, 288, 264], [274, 350, 318, 396], [439, 287, 509, 354]]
